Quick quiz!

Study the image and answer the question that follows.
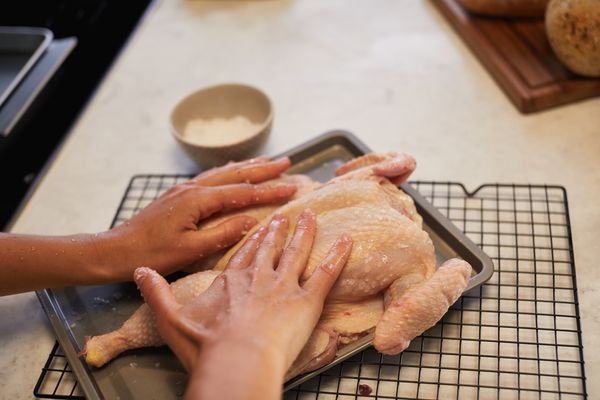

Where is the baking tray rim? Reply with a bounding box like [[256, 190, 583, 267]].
[[0, 26, 53, 108], [36, 129, 494, 399]]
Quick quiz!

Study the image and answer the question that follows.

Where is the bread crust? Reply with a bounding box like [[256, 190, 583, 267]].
[[546, 0, 600, 77], [459, 0, 550, 17]]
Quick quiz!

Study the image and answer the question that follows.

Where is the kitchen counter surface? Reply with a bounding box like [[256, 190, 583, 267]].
[[1, 0, 598, 398]]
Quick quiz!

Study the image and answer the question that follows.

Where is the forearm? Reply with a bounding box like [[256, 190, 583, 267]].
[[186, 339, 287, 400], [0, 232, 118, 295]]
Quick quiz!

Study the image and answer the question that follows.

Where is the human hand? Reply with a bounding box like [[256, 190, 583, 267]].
[[99, 157, 296, 281], [133, 210, 352, 399], [335, 152, 416, 185]]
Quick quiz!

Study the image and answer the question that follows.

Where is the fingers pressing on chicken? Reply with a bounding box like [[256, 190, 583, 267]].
[[372, 154, 416, 185], [192, 156, 291, 186], [335, 152, 416, 185]]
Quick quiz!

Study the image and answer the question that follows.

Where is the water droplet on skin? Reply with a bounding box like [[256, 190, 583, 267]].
[[70, 238, 76, 243]]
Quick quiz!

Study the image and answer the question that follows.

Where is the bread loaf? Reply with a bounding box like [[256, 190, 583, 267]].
[[546, 0, 600, 77], [459, 0, 550, 17]]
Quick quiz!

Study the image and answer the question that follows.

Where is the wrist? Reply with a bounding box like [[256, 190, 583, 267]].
[[69, 232, 115, 283], [187, 336, 287, 400], [77, 230, 131, 283], [200, 334, 287, 376]]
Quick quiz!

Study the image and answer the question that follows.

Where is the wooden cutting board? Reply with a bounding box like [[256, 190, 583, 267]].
[[432, 0, 600, 113]]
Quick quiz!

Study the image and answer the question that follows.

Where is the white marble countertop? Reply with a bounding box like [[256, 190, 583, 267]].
[[1, 0, 598, 398]]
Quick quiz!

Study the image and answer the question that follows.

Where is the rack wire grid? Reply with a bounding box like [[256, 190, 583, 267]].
[[34, 177, 587, 400]]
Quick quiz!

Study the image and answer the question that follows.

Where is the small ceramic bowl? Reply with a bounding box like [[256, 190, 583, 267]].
[[170, 83, 273, 167]]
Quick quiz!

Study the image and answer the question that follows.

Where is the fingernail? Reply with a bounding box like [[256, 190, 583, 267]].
[[273, 156, 290, 164], [243, 218, 257, 230], [297, 209, 316, 228], [300, 209, 316, 219], [270, 218, 281, 227], [251, 226, 266, 238], [338, 234, 353, 244], [323, 261, 337, 273], [248, 156, 268, 164], [133, 267, 150, 283], [271, 213, 288, 225], [272, 183, 297, 192]]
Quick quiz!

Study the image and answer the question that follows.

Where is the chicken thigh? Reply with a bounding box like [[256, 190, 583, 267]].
[[84, 152, 472, 380]]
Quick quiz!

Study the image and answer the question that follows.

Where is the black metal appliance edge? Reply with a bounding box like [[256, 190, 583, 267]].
[[0, 26, 53, 109]]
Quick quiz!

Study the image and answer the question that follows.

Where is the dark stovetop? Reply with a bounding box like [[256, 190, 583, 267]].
[[0, 0, 153, 229]]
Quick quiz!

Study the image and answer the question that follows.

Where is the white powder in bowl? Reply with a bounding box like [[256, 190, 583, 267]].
[[183, 115, 263, 146]]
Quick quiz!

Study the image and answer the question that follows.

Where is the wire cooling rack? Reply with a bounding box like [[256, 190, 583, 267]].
[[34, 178, 587, 399], [34, 342, 83, 399]]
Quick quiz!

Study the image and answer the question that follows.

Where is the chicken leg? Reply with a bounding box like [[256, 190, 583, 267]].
[[85, 270, 219, 367], [374, 258, 471, 354]]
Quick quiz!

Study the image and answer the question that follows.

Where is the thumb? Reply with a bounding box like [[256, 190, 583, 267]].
[[134, 267, 181, 318], [372, 154, 416, 184]]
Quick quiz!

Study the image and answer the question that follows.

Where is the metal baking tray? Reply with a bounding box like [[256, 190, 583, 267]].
[[0, 26, 53, 109], [37, 130, 494, 399]]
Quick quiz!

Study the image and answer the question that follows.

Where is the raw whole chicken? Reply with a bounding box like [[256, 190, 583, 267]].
[[84, 152, 472, 380]]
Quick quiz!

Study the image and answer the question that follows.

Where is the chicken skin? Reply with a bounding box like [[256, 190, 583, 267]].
[[84, 152, 472, 380]]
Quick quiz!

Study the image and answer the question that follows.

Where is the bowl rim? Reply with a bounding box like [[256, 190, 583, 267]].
[[169, 82, 273, 149]]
